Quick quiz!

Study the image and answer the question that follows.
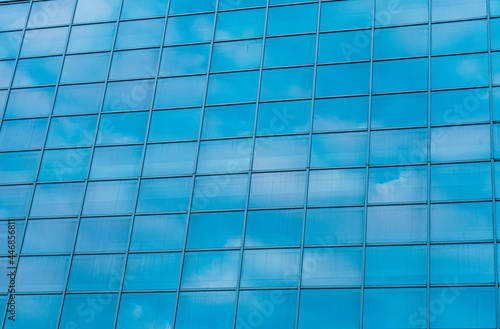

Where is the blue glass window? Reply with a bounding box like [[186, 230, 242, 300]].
[[90, 145, 143, 179], [130, 214, 186, 251], [181, 251, 240, 288], [124, 252, 181, 290], [202, 104, 255, 138], [246, 209, 303, 247], [305, 207, 364, 245], [46, 115, 97, 147], [110, 49, 159, 80], [365, 246, 427, 285], [0, 31, 22, 59], [431, 162, 491, 201], [0, 151, 40, 184], [160, 44, 210, 76], [192, 174, 248, 211], [264, 35, 316, 67], [367, 205, 427, 244], [220, 0, 266, 9], [0, 118, 47, 151], [316, 63, 370, 97], [115, 18, 164, 49], [76, 217, 130, 252], [169, 0, 216, 14], [492, 18, 500, 50], [61, 53, 110, 84], [68, 254, 125, 291], [155, 75, 206, 108], [368, 166, 427, 203], [17, 256, 69, 292], [374, 25, 428, 59], [432, 53, 489, 89], [0, 59, 14, 88], [321, 0, 372, 31], [318, 30, 371, 63], [59, 294, 118, 329], [0, 185, 32, 219], [5, 87, 55, 118], [370, 128, 427, 165], [31, 183, 85, 217], [253, 135, 309, 170], [431, 125, 490, 162], [432, 0, 487, 21], [137, 177, 193, 213], [372, 92, 427, 129], [373, 58, 428, 93], [13, 56, 62, 87], [28, 0, 75, 28], [83, 180, 138, 215], [3, 295, 62, 329], [432, 20, 488, 55], [38, 148, 91, 181], [22, 219, 76, 254], [493, 0, 500, 16], [241, 249, 301, 287], [74, 0, 121, 23], [96, 111, 149, 145], [103, 80, 155, 112], [187, 212, 243, 249], [313, 96, 368, 132], [143, 142, 198, 176], [431, 88, 490, 125], [249, 171, 306, 208], [492, 52, 500, 85], [176, 291, 235, 329], [302, 247, 363, 286], [260, 67, 314, 101], [257, 100, 310, 135], [311, 132, 367, 167], [53, 83, 104, 115], [308, 169, 366, 206], [116, 293, 175, 329], [207, 71, 260, 104], [21, 27, 68, 57], [164, 13, 214, 45], [121, 0, 168, 19], [0, 3, 29, 31], [67, 23, 116, 53], [149, 108, 201, 141], [215, 8, 265, 41], [197, 138, 252, 174], [211, 39, 262, 72], [375, 0, 428, 26]]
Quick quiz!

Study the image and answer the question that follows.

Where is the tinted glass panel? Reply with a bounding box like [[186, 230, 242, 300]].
[[308, 169, 366, 206]]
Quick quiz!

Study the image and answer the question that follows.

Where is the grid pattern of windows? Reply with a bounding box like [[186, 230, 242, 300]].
[[1, 0, 500, 328]]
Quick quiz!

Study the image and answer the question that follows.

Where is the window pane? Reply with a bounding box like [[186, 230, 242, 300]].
[[431, 244, 494, 284], [431, 202, 493, 242], [46, 115, 98, 147], [124, 252, 181, 290], [121, 0, 168, 19], [21, 27, 68, 57], [431, 88, 490, 125], [74, 0, 121, 23], [253, 135, 309, 171], [197, 138, 252, 174], [154, 76, 206, 108], [311, 132, 367, 167], [368, 166, 427, 203], [374, 25, 428, 59], [31, 183, 85, 217], [318, 30, 371, 63], [53, 83, 104, 115], [372, 92, 427, 129], [321, 0, 372, 30], [268, 3, 318, 35], [431, 162, 491, 201], [207, 71, 260, 104], [0, 118, 47, 151], [257, 100, 311, 135], [143, 142, 197, 176], [375, 0, 428, 26], [61, 53, 110, 84], [0, 3, 29, 31], [164, 13, 214, 45], [75, 216, 131, 252], [0, 185, 32, 219], [160, 44, 210, 76], [302, 247, 362, 286], [110, 49, 159, 80], [149, 108, 201, 141], [115, 18, 164, 49], [492, 18, 500, 50], [97, 111, 149, 145], [3, 295, 62, 329], [17, 256, 69, 292], [67, 23, 116, 53], [249, 171, 306, 208], [365, 246, 427, 285], [215, 8, 265, 41], [432, 20, 487, 55], [298, 289, 360, 329], [264, 34, 315, 67], [169, 0, 216, 14], [241, 249, 300, 287], [305, 207, 364, 245], [261, 67, 314, 101], [82, 180, 138, 215], [187, 211, 243, 249], [373, 58, 428, 93], [28, 0, 75, 28], [192, 174, 248, 211], [308, 169, 366, 206], [22, 218, 77, 254], [370, 128, 427, 165], [103, 80, 155, 112], [90, 145, 143, 179], [5, 86, 55, 118], [211, 39, 262, 72], [246, 209, 303, 247], [367, 205, 427, 244], [181, 251, 240, 288], [313, 96, 368, 132], [13, 56, 62, 87], [59, 294, 118, 329], [220, 0, 266, 9], [202, 104, 255, 138], [116, 293, 175, 329], [137, 177, 193, 213], [130, 214, 186, 251], [0, 59, 14, 88], [316, 63, 370, 97], [237, 290, 296, 329], [431, 53, 488, 89], [0, 151, 40, 184], [176, 291, 235, 329], [432, 0, 486, 21], [68, 254, 125, 291], [38, 148, 91, 181], [431, 125, 490, 162]]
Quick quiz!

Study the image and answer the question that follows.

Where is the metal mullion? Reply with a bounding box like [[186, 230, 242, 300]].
[[294, 1, 322, 328], [54, 1, 125, 328], [170, 0, 221, 327], [231, 0, 270, 327], [110, 2, 172, 327], [426, 1, 432, 328]]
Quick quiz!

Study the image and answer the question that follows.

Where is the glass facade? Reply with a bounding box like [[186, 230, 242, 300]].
[[0, 0, 499, 328]]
